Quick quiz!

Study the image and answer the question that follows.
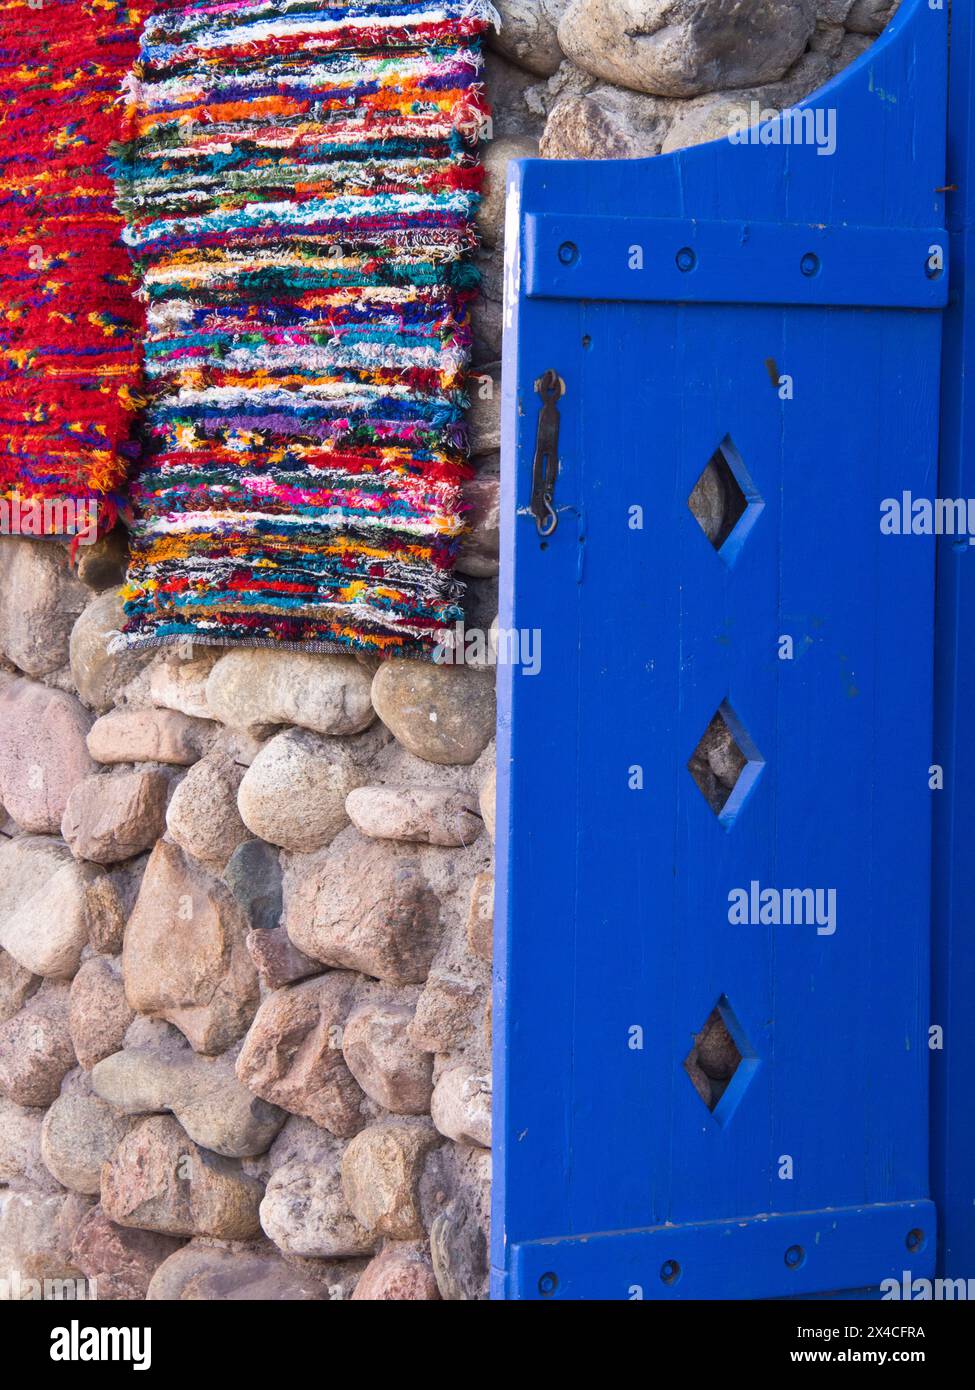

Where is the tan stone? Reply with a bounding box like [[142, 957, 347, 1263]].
[[206, 649, 375, 735], [84, 872, 128, 956], [236, 728, 371, 853], [0, 836, 108, 979], [87, 707, 216, 766], [122, 840, 259, 1054], [466, 871, 494, 962], [0, 1094, 56, 1192], [409, 973, 482, 1053], [92, 1045, 285, 1158], [341, 1119, 440, 1240], [166, 752, 250, 867], [41, 1090, 135, 1196], [477, 134, 539, 247], [431, 1065, 492, 1148], [557, 0, 815, 99], [541, 84, 675, 159], [345, 784, 483, 847], [148, 649, 221, 719], [145, 1241, 331, 1301], [259, 1128, 376, 1260], [479, 763, 496, 842], [0, 538, 88, 677], [69, 590, 154, 712], [489, 0, 567, 78], [371, 663, 496, 766]]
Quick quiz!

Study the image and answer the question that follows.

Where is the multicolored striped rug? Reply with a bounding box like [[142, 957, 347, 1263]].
[[114, 0, 494, 656], [0, 0, 147, 541]]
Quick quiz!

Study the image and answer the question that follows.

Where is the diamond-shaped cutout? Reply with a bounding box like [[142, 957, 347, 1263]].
[[684, 995, 758, 1126], [688, 435, 764, 563], [687, 699, 765, 828]]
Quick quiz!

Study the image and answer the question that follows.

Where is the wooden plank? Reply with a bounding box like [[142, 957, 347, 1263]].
[[510, 1200, 936, 1301], [524, 214, 948, 309], [931, 0, 975, 1283]]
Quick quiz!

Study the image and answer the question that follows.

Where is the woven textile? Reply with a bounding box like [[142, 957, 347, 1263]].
[[0, 0, 146, 539], [114, 0, 493, 655]]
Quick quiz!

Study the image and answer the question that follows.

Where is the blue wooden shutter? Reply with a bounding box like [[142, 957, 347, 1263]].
[[494, 0, 949, 1301]]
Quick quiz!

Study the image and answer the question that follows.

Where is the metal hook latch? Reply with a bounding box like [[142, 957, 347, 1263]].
[[530, 369, 563, 537]]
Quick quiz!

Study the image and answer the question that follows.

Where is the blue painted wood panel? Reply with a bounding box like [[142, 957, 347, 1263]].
[[933, 0, 975, 1285], [494, 0, 948, 1300]]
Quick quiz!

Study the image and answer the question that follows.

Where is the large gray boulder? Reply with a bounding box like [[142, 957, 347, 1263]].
[[558, 0, 817, 98]]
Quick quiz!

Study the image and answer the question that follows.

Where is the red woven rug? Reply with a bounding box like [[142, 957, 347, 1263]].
[[0, 0, 147, 542]]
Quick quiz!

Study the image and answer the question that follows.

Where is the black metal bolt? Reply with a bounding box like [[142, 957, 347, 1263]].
[[676, 247, 697, 272], [538, 1271, 558, 1297], [558, 241, 579, 266], [800, 253, 821, 278], [785, 1244, 806, 1269]]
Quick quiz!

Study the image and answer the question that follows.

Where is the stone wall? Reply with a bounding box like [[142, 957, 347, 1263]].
[[0, 0, 895, 1303], [0, 558, 495, 1299]]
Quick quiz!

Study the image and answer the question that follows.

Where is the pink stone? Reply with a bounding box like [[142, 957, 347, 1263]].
[[352, 1242, 441, 1300], [0, 678, 94, 832], [70, 1204, 184, 1301], [0, 983, 76, 1107], [235, 973, 366, 1137], [342, 1001, 433, 1115], [284, 833, 443, 985], [61, 770, 169, 864], [68, 957, 134, 1070], [100, 1115, 263, 1239]]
